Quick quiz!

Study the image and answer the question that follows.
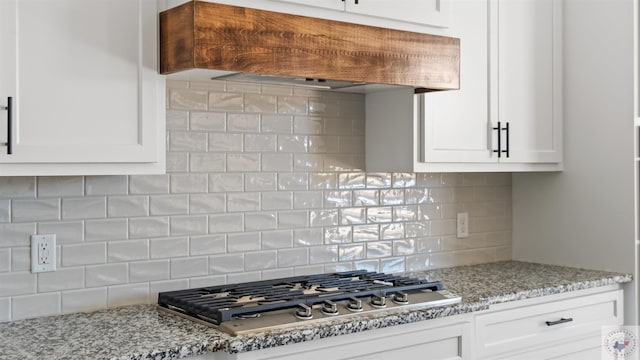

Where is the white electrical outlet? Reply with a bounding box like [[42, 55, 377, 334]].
[[31, 234, 56, 273], [457, 213, 469, 238]]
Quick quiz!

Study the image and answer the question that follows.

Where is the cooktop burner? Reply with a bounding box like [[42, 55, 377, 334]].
[[158, 270, 461, 335]]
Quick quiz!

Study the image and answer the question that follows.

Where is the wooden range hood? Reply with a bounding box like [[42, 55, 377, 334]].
[[160, 1, 460, 91]]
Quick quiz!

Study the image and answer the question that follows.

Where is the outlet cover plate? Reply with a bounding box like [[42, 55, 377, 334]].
[[31, 234, 56, 273]]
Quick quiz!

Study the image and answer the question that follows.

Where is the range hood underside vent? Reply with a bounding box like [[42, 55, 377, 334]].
[[160, 1, 460, 91]]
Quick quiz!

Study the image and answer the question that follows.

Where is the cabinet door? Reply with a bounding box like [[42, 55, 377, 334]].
[[497, 0, 562, 163], [272, 0, 344, 11], [421, 0, 494, 163], [345, 0, 451, 28], [0, 0, 161, 165]]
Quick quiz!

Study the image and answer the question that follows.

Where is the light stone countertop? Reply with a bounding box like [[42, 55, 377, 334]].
[[0, 261, 632, 360]]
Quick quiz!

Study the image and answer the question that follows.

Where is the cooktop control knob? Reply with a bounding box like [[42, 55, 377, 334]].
[[347, 297, 363, 312], [321, 300, 339, 316], [295, 304, 313, 320], [393, 291, 409, 304], [371, 294, 386, 308]]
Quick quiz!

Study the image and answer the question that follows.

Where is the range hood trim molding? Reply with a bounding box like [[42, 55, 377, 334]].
[[160, 1, 460, 90]]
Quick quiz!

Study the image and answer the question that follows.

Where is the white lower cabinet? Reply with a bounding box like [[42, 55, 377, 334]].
[[474, 287, 623, 360], [211, 315, 472, 360]]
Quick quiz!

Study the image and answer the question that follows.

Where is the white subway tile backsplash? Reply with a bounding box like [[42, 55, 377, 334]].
[[245, 251, 277, 271], [39, 221, 83, 244], [262, 114, 293, 133], [129, 217, 169, 239], [245, 134, 277, 153], [10, 247, 29, 272], [0, 272, 36, 297], [209, 133, 243, 152], [278, 97, 308, 115], [227, 193, 260, 212], [37, 176, 83, 197], [107, 283, 149, 307], [261, 230, 293, 249], [245, 94, 277, 113], [278, 248, 308, 267], [170, 174, 208, 194], [293, 191, 323, 209], [293, 228, 324, 247], [190, 112, 225, 131], [12, 293, 59, 320], [189, 276, 225, 288], [62, 288, 106, 314], [12, 198, 60, 222], [208, 92, 243, 111], [0, 249, 9, 272], [353, 224, 380, 242], [86, 263, 128, 287], [170, 215, 208, 236], [278, 173, 308, 191], [309, 245, 338, 264], [150, 237, 189, 259], [278, 210, 309, 229], [63, 243, 106, 266], [166, 153, 189, 173], [0, 223, 35, 248], [227, 233, 260, 252], [366, 241, 393, 258], [86, 176, 127, 196], [167, 110, 189, 130], [0, 177, 36, 198], [0, 200, 9, 223], [190, 153, 225, 172], [0, 298, 10, 321], [209, 173, 244, 192], [190, 235, 226, 256], [209, 214, 243, 233], [227, 153, 260, 172], [262, 153, 293, 172], [244, 212, 277, 231], [107, 196, 149, 218], [150, 195, 189, 215], [209, 253, 244, 274], [380, 223, 405, 240], [62, 197, 106, 220], [38, 268, 84, 293], [170, 131, 207, 152], [245, 173, 277, 192], [262, 192, 293, 210], [0, 81, 511, 322], [171, 88, 208, 110], [190, 194, 225, 214], [108, 240, 149, 263], [130, 260, 170, 283]]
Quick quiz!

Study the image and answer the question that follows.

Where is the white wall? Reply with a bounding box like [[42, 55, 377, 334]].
[[513, 0, 637, 324]]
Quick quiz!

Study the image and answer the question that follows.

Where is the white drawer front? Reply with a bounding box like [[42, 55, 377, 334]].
[[475, 290, 623, 359]]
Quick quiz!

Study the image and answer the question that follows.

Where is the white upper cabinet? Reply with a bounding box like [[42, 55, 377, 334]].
[[366, 0, 562, 172], [272, 0, 451, 28], [497, 0, 562, 164], [0, 0, 165, 176]]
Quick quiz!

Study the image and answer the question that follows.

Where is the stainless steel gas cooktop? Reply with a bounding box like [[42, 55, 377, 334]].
[[157, 270, 461, 336]]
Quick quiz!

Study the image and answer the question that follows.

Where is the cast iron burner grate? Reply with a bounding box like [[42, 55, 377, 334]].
[[157, 270, 443, 325]]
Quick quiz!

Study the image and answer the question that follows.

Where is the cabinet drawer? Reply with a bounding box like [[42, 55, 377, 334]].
[[475, 290, 623, 359]]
